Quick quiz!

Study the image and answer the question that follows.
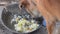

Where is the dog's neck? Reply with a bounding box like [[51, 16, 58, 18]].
[[43, 0, 60, 30]]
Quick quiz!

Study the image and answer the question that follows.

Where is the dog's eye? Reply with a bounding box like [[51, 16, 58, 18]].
[[20, 5, 23, 8]]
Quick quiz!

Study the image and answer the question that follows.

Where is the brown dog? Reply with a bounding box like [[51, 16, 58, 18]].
[[19, 0, 60, 34]]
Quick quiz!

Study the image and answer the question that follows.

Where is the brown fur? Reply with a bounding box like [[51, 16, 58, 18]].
[[19, 0, 60, 34]]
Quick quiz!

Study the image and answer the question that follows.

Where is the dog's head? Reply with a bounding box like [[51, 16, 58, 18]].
[[19, 0, 41, 17]]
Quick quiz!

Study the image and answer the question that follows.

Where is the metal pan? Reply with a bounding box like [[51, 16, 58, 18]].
[[1, 4, 44, 34]]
